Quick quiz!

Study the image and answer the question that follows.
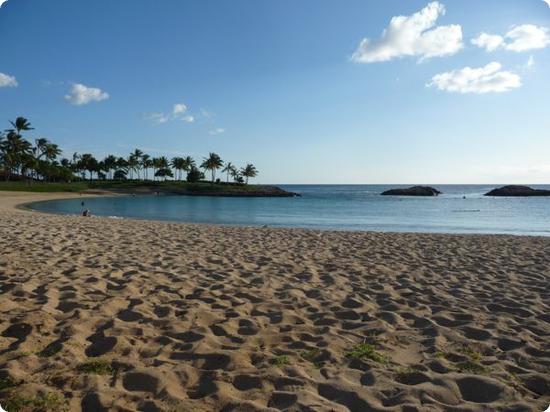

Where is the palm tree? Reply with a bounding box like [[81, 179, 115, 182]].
[[171, 157, 185, 181], [221, 162, 235, 183], [79, 154, 98, 181], [230, 166, 241, 183], [151, 157, 161, 181], [114, 169, 127, 180], [0, 132, 5, 172], [113, 157, 128, 180], [141, 154, 152, 180], [127, 153, 140, 180], [97, 160, 108, 180], [131, 149, 143, 179], [241, 163, 258, 184], [42, 143, 61, 162], [33, 138, 48, 157], [103, 155, 117, 180], [158, 156, 169, 170], [0, 130, 33, 180], [155, 167, 173, 181], [1, 117, 34, 181], [24, 138, 60, 181], [182, 156, 195, 179], [0, 117, 261, 186], [186, 165, 203, 183], [151, 157, 160, 181], [200, 152, 223, 183], [10, 117, 34, 134], [72, 152, 85, 180], [34, 139, 61, 162]]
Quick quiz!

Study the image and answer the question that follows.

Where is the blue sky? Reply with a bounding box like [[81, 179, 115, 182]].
[[1, 0, 549, 184]]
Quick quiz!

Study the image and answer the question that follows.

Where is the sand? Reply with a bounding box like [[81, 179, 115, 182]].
[[0, 191, 549, 411]]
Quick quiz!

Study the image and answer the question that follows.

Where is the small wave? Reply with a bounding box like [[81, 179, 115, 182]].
[[107, 216, 124, 219], [452, 209, 481, 213]]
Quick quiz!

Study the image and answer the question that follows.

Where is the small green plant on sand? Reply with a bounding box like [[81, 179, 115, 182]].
[[273, 355, 291, 367], [458, 346, 482, 362], [395, 366, 419, 378], [13, 351, 33, 359], [77, 359, 114, 375], [346, 343, 388, 364], [0, 377, 21, 392], [300, 349, 323, 369], [438, 345, 490, 375], [455, 360, 489, 374], [38, 342, 63, 358], [2, 392, 68, 412], [300, 348, 321, 362]]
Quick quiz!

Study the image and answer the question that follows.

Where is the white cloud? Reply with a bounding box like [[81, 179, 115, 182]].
[[0, 72, 17, 87], [65, 83, 109, 105], [471, 33, 504, 52], [209, 128, 225, 135], [472, 25, 550, 52], [526, 55, 535, 68], [172, 103, 187, 115], [351, 2, 463, 63], [146, 112, 170, 124], [428, 62, 521, 94], [146, 102, 195, 124], [505, 25, 550, 52], [200, 108, 214, 119]]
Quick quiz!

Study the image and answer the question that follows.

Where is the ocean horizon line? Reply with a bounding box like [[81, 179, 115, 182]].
[[273, 183, 550, 186]]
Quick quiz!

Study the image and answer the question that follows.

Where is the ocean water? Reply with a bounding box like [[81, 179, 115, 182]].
[[28, 185, 550, 236]]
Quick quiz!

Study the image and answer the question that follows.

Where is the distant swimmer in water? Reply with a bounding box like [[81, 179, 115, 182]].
[[82, 209, 91, 217]]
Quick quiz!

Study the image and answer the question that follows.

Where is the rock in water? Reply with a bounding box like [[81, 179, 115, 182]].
[[381, 186, 442, 197], [485, 185, 550, 197]]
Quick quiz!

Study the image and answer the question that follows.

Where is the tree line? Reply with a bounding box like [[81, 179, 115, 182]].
[[0, 117, 258, 184]]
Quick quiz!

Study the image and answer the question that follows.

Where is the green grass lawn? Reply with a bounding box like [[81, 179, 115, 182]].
[[0, 181, 90, 192], [0, 180, 269, 194]]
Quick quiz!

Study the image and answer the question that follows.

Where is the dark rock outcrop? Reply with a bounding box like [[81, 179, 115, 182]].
[[99, 184, 300, 198], [381, 186, 441, 197], [484, 185, 550, 197]]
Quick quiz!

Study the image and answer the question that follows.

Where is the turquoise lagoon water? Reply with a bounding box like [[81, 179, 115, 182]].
[[28, 185, 550, 236]]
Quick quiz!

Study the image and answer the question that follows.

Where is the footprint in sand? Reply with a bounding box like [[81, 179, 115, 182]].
[[122, 371, 160, 394], [1, 322, 32, 351], [86, 336, 117, 357], [232, 375, 262, 391]]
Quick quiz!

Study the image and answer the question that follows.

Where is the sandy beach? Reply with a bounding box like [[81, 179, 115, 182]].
[[0, 192, 549, 411]]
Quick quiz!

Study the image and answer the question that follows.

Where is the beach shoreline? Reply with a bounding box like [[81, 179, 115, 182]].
[[0, 191, 549, 411], [0, 191, 107, 214], [10, 190, 550, 239]]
